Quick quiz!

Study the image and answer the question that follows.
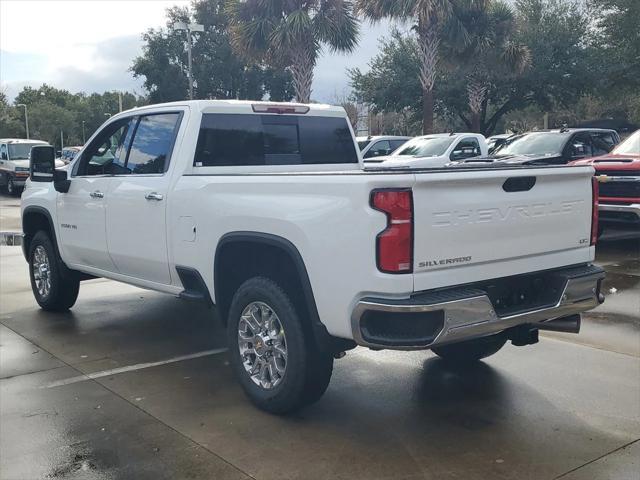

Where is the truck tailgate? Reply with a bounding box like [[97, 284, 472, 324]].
[[412, 166, 595, 291]]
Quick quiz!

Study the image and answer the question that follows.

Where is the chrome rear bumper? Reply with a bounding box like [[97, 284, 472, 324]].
[[351, 264, 605, 350]]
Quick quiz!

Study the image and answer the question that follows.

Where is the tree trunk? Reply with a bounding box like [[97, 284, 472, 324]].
[[417, 18, 439, 135], [467, 80, 487, 134], [289, 45, 315, 103], [423, 88, 434, 135]]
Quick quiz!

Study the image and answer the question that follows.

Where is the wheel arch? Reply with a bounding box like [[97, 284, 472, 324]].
[[213, 231, 354, 355], [22, 206, 58, 261]]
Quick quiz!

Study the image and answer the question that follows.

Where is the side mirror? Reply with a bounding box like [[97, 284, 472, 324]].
[[30, 145, 56, 182], [1, 152, 7, 160], [54, 170, 71, 193]]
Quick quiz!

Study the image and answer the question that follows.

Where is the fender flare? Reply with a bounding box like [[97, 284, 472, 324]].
[[214, 231, 354, 354], [22, 206, 59, 261]]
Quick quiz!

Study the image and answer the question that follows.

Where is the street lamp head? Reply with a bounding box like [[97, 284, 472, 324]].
[[17, 103, 26, 107]]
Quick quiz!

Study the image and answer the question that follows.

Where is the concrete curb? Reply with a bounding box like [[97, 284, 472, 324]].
[[0, 232, 23, 246]]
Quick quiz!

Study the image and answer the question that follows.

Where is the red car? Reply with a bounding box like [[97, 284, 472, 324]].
[[572, 130, 640, 228]]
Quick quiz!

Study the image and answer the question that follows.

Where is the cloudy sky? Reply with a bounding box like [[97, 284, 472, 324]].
[[1, 0, 393, 103]]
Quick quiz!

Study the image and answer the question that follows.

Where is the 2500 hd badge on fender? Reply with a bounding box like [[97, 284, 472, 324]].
[[22, 100, 604, 414]]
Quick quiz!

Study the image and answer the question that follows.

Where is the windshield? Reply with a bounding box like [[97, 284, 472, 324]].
[[613, 131, 640, 155], [493, 132, 569, 156], [394, 137, 454, 157], [8, 143, 45, 160], [357, 140, 371, 150]]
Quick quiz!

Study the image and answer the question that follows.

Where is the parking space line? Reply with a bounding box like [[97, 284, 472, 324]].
[[44, 348, 228, 388]]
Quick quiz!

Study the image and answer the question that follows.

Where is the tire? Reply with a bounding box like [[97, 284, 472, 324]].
[[432, 333, 507, 364], [226, 276, 333, 414], [28, 231, 80, 312], [7, 178, 20, 196]]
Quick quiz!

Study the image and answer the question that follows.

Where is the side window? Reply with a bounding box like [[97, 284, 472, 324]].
[[76, 118, 132, 176], [451, 137, 481, 160], [591, 132, 615, 156], [390, 139, 407, 151], [125, 113, 181, 174], [363, 140, 391, 158], [0, 144, 7, 160], [568, 133, 593, 159]]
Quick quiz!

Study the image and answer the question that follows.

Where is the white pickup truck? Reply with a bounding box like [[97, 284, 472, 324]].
[[21, 100, 604, 414]]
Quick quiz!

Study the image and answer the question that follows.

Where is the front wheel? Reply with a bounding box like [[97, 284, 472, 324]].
[[226, 277, 333, 414], [28, 231, 80, 311], [432, 333, 507, 364]]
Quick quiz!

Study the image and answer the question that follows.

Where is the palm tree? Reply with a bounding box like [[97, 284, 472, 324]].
[[356, 0, 464, 134], [448, 0, 531, 132], [227, 0, 359, 103]]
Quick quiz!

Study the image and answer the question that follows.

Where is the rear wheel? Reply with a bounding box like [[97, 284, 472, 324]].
[[226, 276, 333, 414], [432, 333, 507, 364], [28, 231, 80, 311]]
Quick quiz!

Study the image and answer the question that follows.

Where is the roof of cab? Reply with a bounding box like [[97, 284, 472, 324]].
[[114, 99, 345, 117], [0, 138, 48, 144]]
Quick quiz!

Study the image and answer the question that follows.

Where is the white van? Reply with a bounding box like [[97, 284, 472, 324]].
[[0, 139, 49, 195]]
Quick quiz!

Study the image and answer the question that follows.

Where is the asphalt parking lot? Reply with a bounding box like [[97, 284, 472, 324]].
[[1, 193, 639, 480]]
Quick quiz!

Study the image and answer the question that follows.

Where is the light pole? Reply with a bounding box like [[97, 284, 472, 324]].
[[82, 121, 86, 144], [16, 104, 29, 139], [173, 21, 204, 100]]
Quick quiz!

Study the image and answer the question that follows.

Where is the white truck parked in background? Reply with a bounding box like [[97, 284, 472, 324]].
[[366, 132, 488, 168], [21, 100, 604, 414]]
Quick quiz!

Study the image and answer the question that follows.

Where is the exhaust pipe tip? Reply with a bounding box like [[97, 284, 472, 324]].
[[538, 314, 581, 334]]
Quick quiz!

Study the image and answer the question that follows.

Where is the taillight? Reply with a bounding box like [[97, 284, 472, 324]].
[[591, 176, 599, 245], [371, 189, 413, 273]]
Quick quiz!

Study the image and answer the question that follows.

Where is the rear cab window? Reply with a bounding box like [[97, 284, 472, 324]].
[[193, 113, 358, 168]]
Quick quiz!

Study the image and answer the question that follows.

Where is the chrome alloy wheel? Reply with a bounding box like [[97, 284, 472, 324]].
[[238, 301, 287, 389], [32, 245, 51, 298]]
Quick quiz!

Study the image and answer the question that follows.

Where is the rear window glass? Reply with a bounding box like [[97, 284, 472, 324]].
[[194, 114, 358, 166]]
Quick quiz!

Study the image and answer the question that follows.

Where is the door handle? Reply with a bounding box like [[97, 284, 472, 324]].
[[145, 192, 164, 201], [90, 191, 104, 198]]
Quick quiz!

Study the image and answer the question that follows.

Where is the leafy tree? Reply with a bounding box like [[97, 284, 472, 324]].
[[588, 0, 640, 90], [7, 85, 145, 148], [0, 91, 25, 138], [227, 0, 359, 103], [445, 0, 531, 132], [350, 30, 422, 125], [356, 0, 465, 134], [132, 0, 295, 102], [351, 0, 598, 136]]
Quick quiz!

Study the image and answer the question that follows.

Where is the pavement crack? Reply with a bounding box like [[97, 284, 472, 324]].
[[553, 438, 640, 479]]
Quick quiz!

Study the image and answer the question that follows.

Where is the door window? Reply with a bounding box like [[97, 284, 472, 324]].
[[450, 137, 481, 160], [76, 118, 133, 176], [363, 140, 391, 158], [568, 133, 593, 159], [591, 132, 616, 155], [126, 113, 181, 174], [389, 139, 408, 151], [0, 144, 7, 160]]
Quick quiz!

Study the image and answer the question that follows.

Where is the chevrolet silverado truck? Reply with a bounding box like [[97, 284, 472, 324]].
[[571, 129, 640, 228], [21, 100, 605, 414]]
